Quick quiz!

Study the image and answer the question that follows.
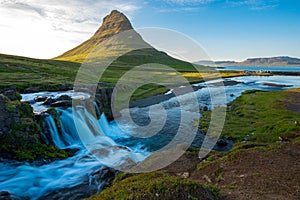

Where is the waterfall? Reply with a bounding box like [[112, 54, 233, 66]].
[[0, 93, 149, 199], [42, 104, 148, 167], [99, 113, 110, 135], [44, 107, 112, 149]]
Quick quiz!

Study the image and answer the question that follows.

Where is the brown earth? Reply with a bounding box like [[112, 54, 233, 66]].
[[285, 88, 300, 114], [190, 143, 300, 200], [160, 142, 300, 200]]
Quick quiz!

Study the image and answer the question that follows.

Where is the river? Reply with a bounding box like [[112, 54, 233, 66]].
[[1, 75, 300, 199]]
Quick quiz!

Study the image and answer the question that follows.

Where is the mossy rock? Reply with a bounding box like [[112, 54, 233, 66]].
[[0, 92, 69, 161]]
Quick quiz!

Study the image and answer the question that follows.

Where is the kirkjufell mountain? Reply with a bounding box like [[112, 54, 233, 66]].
[[55, 10, 194, 70]]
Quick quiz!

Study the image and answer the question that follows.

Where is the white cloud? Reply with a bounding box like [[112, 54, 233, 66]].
[[0, 0, 141, 58]]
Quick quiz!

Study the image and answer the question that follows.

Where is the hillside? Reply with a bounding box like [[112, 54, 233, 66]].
[[215, 56, 300, 66], [0, 53, 80, 91]]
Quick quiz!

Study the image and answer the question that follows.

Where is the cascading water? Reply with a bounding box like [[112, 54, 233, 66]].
[[0, 91, 149, 200]]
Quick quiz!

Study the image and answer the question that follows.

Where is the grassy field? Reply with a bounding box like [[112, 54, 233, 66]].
[[0, 53, 80, 90], [198, 88, 300, 143]]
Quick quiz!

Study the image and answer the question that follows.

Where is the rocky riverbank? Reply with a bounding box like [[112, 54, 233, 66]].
[[0, 87, 69, 162]]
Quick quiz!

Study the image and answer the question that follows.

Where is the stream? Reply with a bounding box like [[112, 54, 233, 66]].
[[1, 75, 300, 199]]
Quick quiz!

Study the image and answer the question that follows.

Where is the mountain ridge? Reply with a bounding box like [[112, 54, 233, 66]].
[[214, 56, 300, 66]]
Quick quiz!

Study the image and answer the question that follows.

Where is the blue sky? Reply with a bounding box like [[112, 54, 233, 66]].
[[0, 0, 299, 61]]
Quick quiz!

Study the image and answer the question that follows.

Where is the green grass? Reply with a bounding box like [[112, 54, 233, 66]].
[[0, 53, 80, 91], [86, 172, 222, 200], [198, 89, 300, 143]]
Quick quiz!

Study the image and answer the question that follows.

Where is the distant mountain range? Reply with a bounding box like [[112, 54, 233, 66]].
[[212, 56, 300, 66]]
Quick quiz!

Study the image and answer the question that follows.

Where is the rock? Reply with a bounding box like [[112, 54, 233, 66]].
[[0, 88, 67, 162], [3, 89, 21, 101], [203, 175, 212, 183], [182, 172, 190, 178], [56, 95, 72, 101], [230, 94, 235, 97], [242, 135, 251, 142], [42, 166, 116, 200], [95, 86, 120, 121], [0, 191, 10, 197], [42, 97, 55, 105], [43, 95, 73, 107], [23, 87, 40, 93], [0, 191, 21, 200], [216, 138, 228, 147], [227, 136, 234, 141], [200, 106, 208, 112], [50, 100, 72, 107], [0, 94, 16, 136], [34, 96, 48, 102]]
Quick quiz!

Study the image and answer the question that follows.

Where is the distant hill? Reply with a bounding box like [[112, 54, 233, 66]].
[[193, 60, 217, 67], [215, 56, 300, 66]]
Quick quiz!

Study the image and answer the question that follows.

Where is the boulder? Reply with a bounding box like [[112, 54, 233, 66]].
[[42, 97, 55, 105], [34, 96, 48, 102]]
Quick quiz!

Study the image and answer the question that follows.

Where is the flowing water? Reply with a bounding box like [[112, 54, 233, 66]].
[[1, 75, 300, 199]]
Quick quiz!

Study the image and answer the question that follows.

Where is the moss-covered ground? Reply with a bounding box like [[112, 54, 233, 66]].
[[86, 172, 222, 200], [198, 88, 300, 143]]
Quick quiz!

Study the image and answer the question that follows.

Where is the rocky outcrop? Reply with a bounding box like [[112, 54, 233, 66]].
[[0, 88, 69, 161], [95, 86, 118, 121]]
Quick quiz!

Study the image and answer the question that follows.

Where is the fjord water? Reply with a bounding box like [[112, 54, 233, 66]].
[[1, 75, 300, 199]]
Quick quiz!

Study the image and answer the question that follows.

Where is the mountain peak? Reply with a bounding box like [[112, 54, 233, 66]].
[[92, 10, 133, 40]]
